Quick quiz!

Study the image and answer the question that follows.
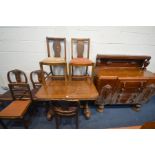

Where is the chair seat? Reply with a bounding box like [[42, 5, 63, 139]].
[[40, 57, 66, 64], [0, 100, 31, 119], [0, 90, 12, 101], [70, 58, 93, 65]]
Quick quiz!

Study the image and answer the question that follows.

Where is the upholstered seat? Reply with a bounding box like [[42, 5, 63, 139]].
[[70, 58, 93, 65], [40, 57, 66, 64], [0, 100, 31, 119]]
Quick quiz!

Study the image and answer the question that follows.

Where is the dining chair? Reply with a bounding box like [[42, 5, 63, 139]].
[[40, 37, 67, 84], [69, 38, 94, 81], [30, 70, 49, 114], [0, 69, 28, 102], [0, 83, 33, 129], [53, 100, 80, 129]]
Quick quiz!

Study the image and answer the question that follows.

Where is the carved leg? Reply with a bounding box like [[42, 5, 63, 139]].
[[47, 107, 54, 121], [97, 104, 104, 112], [132, 104, 142, 112], [83, 102, 91, 119], [0, 120, 7, 129]]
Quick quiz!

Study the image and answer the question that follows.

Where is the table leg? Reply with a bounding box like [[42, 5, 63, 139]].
[[83, 102, 91, 119], [47, 107, 55, 121]]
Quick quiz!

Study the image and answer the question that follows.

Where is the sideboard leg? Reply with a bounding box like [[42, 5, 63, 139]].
[[132, 104, 141, 112], [83, 103, 91, 119], [97, 104, 104, 112]]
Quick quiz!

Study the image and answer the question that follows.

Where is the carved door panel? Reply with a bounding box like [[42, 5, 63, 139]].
[[113, 80, 147, 105]]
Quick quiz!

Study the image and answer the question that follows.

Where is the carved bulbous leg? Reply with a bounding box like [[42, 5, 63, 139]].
[[47, 107, 54, 121], [97, 104, 104, 112], [132, 104, 141, 112], [83, 103, 91, 119]]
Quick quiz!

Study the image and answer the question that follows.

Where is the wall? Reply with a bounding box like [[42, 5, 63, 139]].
[[0, 26, 155, 86]]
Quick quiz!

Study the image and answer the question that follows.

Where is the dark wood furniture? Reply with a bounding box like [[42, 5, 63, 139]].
[[40, 37, 67, 83], [0, 69, 28, 102], [36, 78, 99, 119], [69, 38, 94, 81], [30, 70, 48, 100], [30, 70, 48, 89], [30, 70, 50, 115], [7, 69, 28, 83], [94, 55, 155, 112], [0, 83, 32, 129], [53, 100, 80, 129]]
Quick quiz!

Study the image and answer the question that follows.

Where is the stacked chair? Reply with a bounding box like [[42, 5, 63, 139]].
[[0, 69, 32, 128], [0, 69, 28, 102]]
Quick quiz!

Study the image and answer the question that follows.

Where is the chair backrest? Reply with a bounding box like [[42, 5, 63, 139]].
[[54, 100, 80, 116], [7, 69, 28, 83], [30, 70, 48, 89], [71, 38, 90, 59], [46, 37, 66, 60], [8, 83, 33, 101]]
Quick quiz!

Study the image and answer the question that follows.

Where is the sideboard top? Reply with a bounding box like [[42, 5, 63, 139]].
[[96, 54, 151, 69]]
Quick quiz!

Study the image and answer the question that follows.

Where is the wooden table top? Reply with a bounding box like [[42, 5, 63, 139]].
[[36, 79, 99, 101], [95, 67, 155, 79]]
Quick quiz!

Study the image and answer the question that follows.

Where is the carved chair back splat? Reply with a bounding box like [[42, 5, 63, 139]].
[[30, 70, 48, 89], [46, 37, 66, 60], [71, 38, 90, 59], [7, 69, 28, 83]]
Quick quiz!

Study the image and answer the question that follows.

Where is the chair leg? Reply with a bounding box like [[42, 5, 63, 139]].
[[69, 64, 72, 81], [55, 116, 60, 129], [0, 120, 7, 129], [64, 64, 67, 81], [22, 118, 29, 129], [75, 114, 79, 129], [50, 66, 54, 75]]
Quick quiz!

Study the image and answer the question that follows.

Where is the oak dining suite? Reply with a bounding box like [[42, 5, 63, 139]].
[[0, 37, 155, 129]]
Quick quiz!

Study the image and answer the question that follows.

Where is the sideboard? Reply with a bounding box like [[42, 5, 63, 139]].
[[94, 55, 155, 112]]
